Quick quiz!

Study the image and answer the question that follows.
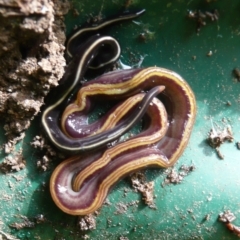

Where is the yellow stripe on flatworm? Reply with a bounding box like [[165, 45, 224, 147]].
[[50, 66, 196, 216], [61, 66, 196, 135], [94, 94, 144, 135], [88, 154, 170, 214], [62, 93, 148, 138], [72, 97, 168, 191], [55, 154, 169, 216]]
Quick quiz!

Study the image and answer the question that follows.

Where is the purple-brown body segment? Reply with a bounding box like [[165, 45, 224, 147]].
[[50, 67, 197, 215], [51, 94, 169, 215], [63, 91, 156, 139], [61, 67, 194, 148]]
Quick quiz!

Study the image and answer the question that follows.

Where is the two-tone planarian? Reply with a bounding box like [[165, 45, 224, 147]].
[[41, 9, 196, 215]]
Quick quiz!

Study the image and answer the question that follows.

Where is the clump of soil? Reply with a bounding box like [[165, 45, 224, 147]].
[[162, 164, 196, 186], [0, 149, 25, 173], [9, 214, 46, 230], [0, 0, 70, 155], [219, 210, 240, 237], [30, 135, 65, 171], [207, 122, 234, 159], [78, 214, 96, 231], [130, 171, 155, 208]]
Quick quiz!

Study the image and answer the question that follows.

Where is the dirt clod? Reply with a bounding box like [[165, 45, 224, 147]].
[[0, 0, 70, 155], [130, 172, 155, 207], [78, 214, 96, 231]]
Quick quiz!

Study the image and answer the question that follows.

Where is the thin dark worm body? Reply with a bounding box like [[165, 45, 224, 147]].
[[62, 86, 165, 139], [66, 9, 145, 58], [41, 10, 150, 154]]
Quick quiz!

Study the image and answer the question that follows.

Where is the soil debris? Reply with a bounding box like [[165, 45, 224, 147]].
[[0, 0, 70, 153], [162, 164, 195, 186], [0, 150, 25, 173], [219, 210, 236, 223], [130, 172, 155, 207], [9, 221, 34, 230], [187, 9, 219, 33], [207, 121, 233, 159], [208, 124, 233, 148], [219, 210, 240, 237], [9, 216, 35, 230], [31, 135, 65, 171], [0, 230, 20, 240], [78, 214, 96, 231], [9, 214, 46, 231], [114, 200, 139, 215], [4, 133, 25, 154]]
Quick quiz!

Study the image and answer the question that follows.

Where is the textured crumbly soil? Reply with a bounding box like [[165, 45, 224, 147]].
[[0, 0, 70, 154], [78, 214, 96, 231], [130, 171, 155, 207]]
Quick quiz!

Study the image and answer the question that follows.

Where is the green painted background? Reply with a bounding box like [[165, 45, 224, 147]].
[[1, 0, 240, 239]]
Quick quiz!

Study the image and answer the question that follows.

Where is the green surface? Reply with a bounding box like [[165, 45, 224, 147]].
[[1, 0, 240, 239]]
